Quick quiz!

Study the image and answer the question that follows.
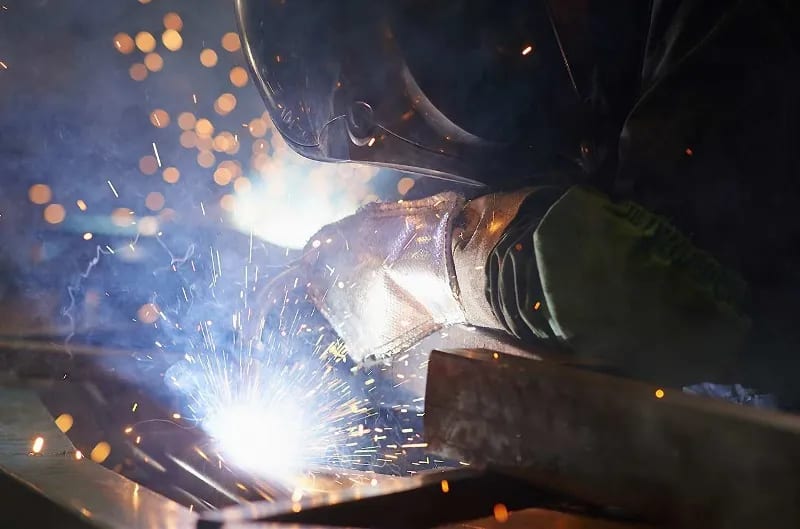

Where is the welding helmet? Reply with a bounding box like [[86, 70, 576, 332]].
[[235, 0, 645, 189]]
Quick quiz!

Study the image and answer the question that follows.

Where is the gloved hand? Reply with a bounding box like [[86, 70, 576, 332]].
[[251, 185, 752, 389], [248, 189, 538, 364]]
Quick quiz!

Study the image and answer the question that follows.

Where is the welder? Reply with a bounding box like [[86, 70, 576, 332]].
[[237, 1, 800, 408]]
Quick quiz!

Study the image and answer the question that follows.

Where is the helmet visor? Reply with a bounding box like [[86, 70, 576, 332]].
[[236, 0, 586, 187]]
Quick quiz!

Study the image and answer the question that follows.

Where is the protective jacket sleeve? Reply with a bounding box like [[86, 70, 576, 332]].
[[474, 186, 752, 387]]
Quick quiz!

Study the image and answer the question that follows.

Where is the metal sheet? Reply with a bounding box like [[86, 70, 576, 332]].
[[425, 348, 800, 528], [218, 509, 649, 529], [0, 388, 197, 529], [198, 467, 612, 529]]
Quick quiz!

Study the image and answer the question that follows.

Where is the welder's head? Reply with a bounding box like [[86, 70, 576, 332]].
[[235, 0, 608, 189]]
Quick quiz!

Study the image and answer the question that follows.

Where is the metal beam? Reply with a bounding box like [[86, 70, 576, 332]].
[[424, 348, 800, 528]]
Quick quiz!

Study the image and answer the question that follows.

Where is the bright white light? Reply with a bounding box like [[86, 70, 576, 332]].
[[230, 163, 377, 249], [204, 400, 306, 479], [233, 188, 354, 249], [166, 352, 365, 482]]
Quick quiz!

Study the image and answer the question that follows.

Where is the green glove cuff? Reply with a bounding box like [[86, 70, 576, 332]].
[[534, 186, 751, 385]]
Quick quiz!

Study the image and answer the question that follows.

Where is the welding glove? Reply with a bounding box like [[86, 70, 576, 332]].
[[298, 192, 468, 364]]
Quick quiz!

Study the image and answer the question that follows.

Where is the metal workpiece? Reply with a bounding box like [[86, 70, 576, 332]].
[[207, 506, 649, 529], [0, 388, 197, 529], [424, 348, 800, 528], [365, 324, 548, 407], [199, 467, 629, 529]]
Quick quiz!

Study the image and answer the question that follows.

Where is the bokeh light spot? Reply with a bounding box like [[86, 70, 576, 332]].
[[162, 29, 183, 51], [43, 204, 66, 224], [149, 109, 170, 128], [220, 194, 236, 212], [197, 150, 216, 168], [200, 48, 218, 68], [144, 52, 163, 72], [221, 32, 241, 52], [213, 166, 232, 186], [179, 130, 198, 148], [90, 442, 111, 463], [225, 137, 241, 155], [195, 118, 214, 137], [177, 112, 196, 130], [137, 303, 160, 324], [145, 191, 165, 211], [248, 118, 267, 138], [55, 414, 74, 433], [229, 66, 249, 87], [135, 31, 156, 53], [28, 184, 52, 205], [194, 118, 214, 137], [162, 167, 180, 184], [113, 33, 135, 54], [139, 155, 159, 175], [129, 63, 148, 81], [196, 135, 213, 151], [218, 160, 241, 179], [163, 12, 183, 31], [252, 139, 268, 153], [111, 208, 135, 227], [213, 134, 231, 152], [215, 93, 237, 115]]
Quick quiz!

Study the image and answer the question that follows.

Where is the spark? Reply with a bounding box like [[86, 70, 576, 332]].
[[521, 44, 534, 56], [107, 180, 119, 198], [167, 454, 242, 503], [493, 503, 509, 523], [152, 142, 162, 167], [31, 436, 44, 454]]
